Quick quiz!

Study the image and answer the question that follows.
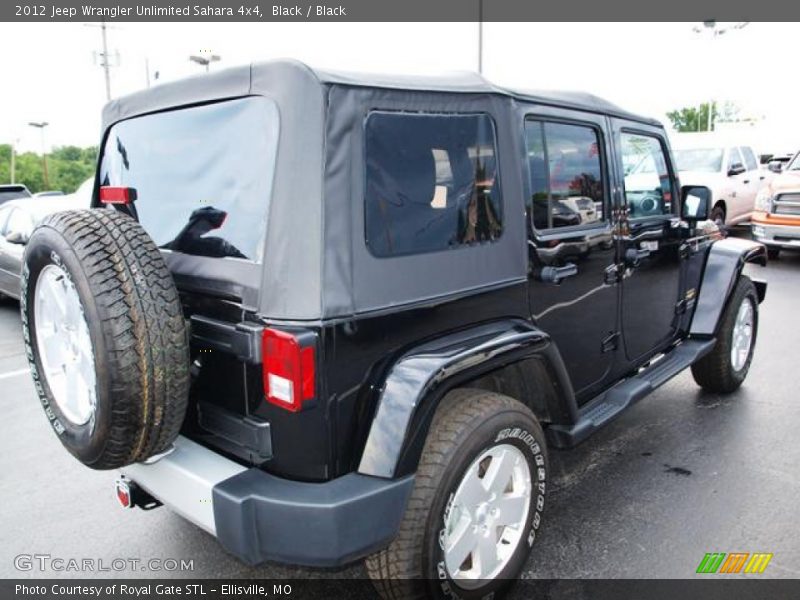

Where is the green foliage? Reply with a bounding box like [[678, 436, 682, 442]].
[[0, 144, 97, 194], [666, 103, 719, 132]]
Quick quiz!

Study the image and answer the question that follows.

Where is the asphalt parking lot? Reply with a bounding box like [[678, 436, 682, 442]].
[[1, 239, 799, 581]]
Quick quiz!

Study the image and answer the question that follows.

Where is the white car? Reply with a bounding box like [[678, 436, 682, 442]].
[[672, 141, 767, 228], [0, 178, 92, 299]]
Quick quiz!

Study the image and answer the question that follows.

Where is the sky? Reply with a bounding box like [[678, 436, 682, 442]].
[[1, 21, 798, 154]]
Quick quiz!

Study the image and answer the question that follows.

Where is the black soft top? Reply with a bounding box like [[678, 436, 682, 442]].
[[99, 60, 661, 321]]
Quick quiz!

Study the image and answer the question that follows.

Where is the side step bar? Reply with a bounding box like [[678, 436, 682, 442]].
[[547, 338, 716, 448]]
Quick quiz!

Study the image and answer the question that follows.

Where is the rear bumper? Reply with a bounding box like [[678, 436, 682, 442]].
[[752, 220, 800, 249], [122, 436, 414, 567]]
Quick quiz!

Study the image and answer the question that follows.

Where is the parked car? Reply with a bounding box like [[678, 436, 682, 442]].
[[671, 137, 767, 228], [0, 184, 32, 206], [19, 61, 766, 598], [0, 184, 90, 299], [752, 151, 800, 259]]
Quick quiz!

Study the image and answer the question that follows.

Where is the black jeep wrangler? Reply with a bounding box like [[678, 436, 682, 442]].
[[20, 60, 766, 597]]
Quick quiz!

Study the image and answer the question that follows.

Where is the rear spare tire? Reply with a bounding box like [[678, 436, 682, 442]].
[[21, 208, 189, 469]]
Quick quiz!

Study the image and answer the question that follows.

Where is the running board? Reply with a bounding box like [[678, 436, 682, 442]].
[[546, 338, 716, 448]]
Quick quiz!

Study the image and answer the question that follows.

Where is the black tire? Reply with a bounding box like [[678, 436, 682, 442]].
[[710, 204, 727, 235], [21, 208, 189, 469], [767, 247, 780, 260], [691, 276, 758, 394], [365, 389, 547, 600]]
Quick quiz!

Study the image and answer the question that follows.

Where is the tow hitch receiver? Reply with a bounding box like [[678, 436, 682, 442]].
[[115, 477, 162, 511], [115, 479, 132, 508]]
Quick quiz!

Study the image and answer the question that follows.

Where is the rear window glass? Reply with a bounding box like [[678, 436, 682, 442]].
[[365, 112, 502, 258], [99, 97, 279, 262]]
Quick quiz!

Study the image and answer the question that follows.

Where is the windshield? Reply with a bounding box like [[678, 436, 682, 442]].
[[788, 153, 800, 171], [673, 148, 724, 173]]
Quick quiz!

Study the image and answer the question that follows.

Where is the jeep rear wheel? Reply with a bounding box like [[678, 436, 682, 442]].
[[21, 208, 190, 469], [691, 275, 758, 394], [365, 389, 547, 599]]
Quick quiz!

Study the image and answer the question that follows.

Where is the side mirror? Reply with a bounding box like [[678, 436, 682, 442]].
[[4, 231, 29, 245], [727, 163, 746, 177], [681, 186, 711, 222], [768, 160, 783, 174]]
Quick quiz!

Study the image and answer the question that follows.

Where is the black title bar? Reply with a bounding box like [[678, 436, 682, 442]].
[[4, 0, 800, 22]]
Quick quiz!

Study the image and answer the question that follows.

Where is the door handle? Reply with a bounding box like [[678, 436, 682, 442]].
[[539, 263, 578, 284], [743, 179, 750, 184], [625, 247, 650, 267]]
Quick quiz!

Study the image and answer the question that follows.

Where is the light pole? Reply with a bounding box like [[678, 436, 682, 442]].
[[189, 54, 221, 73], [477, 0, 484, 75], [10, 138, 18, 184], [692, 21, 749, 132], [28, 122, 50, 189]]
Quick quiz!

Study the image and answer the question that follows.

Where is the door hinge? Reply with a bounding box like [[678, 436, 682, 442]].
[[601, 332, 620, 353]]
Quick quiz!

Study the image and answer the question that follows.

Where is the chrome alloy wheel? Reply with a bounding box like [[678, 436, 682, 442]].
[[441, 444, 532, 585], [34, 264, 97, 426], [731, 297, 755, 372]]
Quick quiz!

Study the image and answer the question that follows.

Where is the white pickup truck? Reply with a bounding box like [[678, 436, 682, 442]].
[[672, 139, 767, 228]]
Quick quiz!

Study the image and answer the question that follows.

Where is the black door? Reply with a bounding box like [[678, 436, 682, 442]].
[[525, 111, 619, 403], [611, 121, 685, 363]]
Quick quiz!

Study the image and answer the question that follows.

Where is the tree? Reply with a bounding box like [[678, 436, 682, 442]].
[[1, 143, 98, 194], [666, 103, 719, 132]]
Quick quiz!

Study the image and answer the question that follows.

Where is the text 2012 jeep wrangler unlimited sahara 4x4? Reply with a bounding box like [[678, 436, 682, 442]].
[[20, 60, 766, 597]]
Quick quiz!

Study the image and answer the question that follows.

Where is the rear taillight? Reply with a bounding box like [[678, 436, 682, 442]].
[[99, 186, 137, 205], [262, 328, 315, 412]]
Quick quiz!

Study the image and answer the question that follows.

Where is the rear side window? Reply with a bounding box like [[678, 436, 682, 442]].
[[99, 97, 279, 262], [525, 120, 606, 230], [365, 112, 502, 258]]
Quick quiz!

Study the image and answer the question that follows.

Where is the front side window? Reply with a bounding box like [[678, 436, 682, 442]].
[[620, 133, 673, 218], [727, 147, 744, 170], [740, 146, 758, 171], [525, 120, 605, 230], [99, 97, 279, 262], [365, 112, 502, 258]]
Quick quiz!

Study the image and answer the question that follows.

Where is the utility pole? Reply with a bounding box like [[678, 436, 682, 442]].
[[100, 20, 111, 100], [86, 20, 119, 101], [28, 122, 50, 189]]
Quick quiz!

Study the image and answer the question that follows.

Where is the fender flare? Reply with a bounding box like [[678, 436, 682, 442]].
[[357, 319, 575, 479], [690, 237, 767, 337]]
